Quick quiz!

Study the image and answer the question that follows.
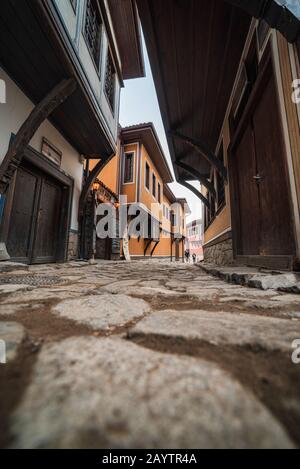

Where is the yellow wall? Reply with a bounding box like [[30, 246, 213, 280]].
[[88, 154, 119, 196], [140, 144, 164, 218], [118, 139, 186, 259], [203, 119, 231, 245], [119, 143, 139, 204], [99, 155, 119, 194]]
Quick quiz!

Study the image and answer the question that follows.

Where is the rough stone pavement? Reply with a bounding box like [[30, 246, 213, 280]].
[[0, 260, 300, 449]]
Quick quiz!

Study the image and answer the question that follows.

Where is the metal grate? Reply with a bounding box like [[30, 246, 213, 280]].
[[84, 0, 102, 67], [0, 274, 66, 287], [105, 51, 116, 111]]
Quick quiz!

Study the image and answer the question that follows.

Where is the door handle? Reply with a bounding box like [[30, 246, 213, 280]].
[[253, 174, 264, 183]]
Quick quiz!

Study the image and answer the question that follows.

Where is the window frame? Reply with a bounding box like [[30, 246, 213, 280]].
[[70, 0, 77, 14], [216, 143, 226, 211], [123, 151, 135, 185], [152, 173, 157, 199], [83, 0, 103, 73], [104, 49, 116, 114], [157, 182, 161, 204], [145, 161, 150, 191]]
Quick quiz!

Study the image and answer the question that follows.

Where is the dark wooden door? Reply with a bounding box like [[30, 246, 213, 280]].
[[233, 124, 260, 255], [7, 166, 40, 263], [7, 162, 63, 264], [252, 73, 295, 255], [31, 178, 62, 263], [231, 67, 295, 260]]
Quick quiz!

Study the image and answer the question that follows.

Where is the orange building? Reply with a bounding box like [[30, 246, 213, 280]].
[[119, 124, 189, 261], [85, 123, 189, 261]]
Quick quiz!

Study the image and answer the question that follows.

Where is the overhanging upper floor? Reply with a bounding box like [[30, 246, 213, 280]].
[[0, 0, 144, 160], [136, 0, 300, 188]]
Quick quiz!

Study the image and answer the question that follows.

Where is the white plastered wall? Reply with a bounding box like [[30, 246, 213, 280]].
[[0, 67, 83, 232]]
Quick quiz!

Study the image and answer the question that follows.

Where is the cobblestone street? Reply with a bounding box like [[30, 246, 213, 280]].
[[0, 260, 300, 448]]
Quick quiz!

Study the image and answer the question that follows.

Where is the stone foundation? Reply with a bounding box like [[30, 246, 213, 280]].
[[203, 237, 233, 266], [68, 231, 79, 261]]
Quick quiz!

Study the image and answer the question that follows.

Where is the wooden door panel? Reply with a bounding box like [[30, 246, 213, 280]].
[[252, 74, 295, 255], [32, 177, 62, 263], [7, 167, 39, 262], [233, 124, 260, 255]]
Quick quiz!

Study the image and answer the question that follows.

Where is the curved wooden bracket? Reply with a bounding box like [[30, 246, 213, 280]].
[[175, 160, 216, 198], [78, 159, 108, 217], [179, 179, 212, 212], [150, 240, 160, 257], [144, 238, 153, 256], [170, 129, 227, 181], [0, 78, 77, 193]]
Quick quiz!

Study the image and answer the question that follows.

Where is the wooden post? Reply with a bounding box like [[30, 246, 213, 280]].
[[0, 78, 76, 194]]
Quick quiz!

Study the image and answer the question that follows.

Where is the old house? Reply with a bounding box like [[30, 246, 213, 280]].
[[137, 0, 300, 270], [0, 0, 144, 264], [118, 123, 189, 261]]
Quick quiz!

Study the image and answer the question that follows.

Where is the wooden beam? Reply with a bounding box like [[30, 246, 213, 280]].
[[144, 238, 152, 256], [0, 78, 76, 193], [79, 158, 108, 217], [169, 129, 227, 180], [179, 179, 211, 211], [150, 240, 160, 257], [175, 161, 216, 199]]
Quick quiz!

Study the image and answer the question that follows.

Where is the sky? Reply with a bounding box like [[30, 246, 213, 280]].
[[119, 39, 202, 224]]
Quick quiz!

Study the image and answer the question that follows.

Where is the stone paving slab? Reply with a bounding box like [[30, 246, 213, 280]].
[[0, 284, 33, 295], [0, 322, 26, 362], [129, 310, 300, 352], [9, 337, 293, 449], [52, 294, 151, 331], [199, 264, 300, 293], [0, 262, 29, 274]]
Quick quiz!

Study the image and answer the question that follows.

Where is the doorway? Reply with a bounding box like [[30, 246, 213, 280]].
[[230, 55, 296, 269], [4, 147, 73, 264]]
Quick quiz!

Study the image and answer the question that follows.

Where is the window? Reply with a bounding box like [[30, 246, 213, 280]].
[[84, 0, 102, 67], [171, 212, 176, 228], [158, 183, 161, 204], [152, 174, 156, 198], [145, 162, 150, 190], [124, 152, 134, 183], [229, 37, 258, 137], [105, 51, 116, 111], [216, 144, 225, 210], [70, 0, 77, 13]]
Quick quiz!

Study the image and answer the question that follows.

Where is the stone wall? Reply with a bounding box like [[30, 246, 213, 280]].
[[68, 231, 78, 261], [203, 238, 233, 266]]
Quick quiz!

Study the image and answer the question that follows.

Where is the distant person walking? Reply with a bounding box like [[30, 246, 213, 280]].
[[192, 253, 197, 264], [185, 249, 190, 263]]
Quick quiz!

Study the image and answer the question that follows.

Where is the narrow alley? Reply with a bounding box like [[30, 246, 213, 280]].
[[0, 260, 299, 449]]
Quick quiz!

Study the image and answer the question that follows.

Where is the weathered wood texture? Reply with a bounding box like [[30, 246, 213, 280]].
[[170, 130, 227, 180], [231, 61, 295, 257], [179, 180, 211, 211], [79, 159, 108, 217], [175, 161, 216, 198], [0, 78, 76, 193], [277, 33, 300, 210]]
